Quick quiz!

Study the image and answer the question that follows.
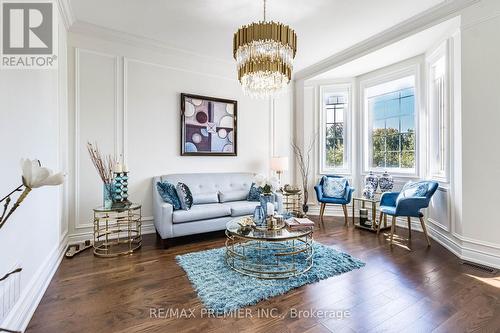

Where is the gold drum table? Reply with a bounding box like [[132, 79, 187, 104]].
[[93, 204, 142, 257], [225, 216, 313, 279]]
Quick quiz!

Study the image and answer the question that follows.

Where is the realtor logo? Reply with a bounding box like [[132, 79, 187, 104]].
[[1, 0, 57, 69]]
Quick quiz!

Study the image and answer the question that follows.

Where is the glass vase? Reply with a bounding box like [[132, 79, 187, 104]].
[[259, 193, 275, 218], [103, 183, 113, 209], [253, 205, 265, 227]]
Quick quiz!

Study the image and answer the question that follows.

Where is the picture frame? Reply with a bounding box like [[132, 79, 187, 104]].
[[180, 93, 237, 156]]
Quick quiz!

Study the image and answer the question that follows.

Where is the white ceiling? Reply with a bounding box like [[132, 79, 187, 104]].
[[70, 0, 446, 71], [309, 16, 461, 80]]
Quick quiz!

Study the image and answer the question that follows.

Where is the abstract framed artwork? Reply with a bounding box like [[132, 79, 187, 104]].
[[181, 93, 237, 156]]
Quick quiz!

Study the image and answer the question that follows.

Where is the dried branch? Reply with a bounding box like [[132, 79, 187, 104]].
[[86, 142, 115, 183]]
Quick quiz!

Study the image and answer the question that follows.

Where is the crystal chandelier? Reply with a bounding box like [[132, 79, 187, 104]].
[[233, 0, 297, 98]]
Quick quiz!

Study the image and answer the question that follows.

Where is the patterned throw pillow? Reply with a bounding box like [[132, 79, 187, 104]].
[[156, 182, 181, 210], [247, 183, 261, 201], [176, 182, 193, 210], [322, 176, 347, 198], [396, 182, 428, 204]]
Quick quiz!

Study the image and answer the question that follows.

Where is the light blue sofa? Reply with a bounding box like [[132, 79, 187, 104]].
[[152, 172, 283, 243]]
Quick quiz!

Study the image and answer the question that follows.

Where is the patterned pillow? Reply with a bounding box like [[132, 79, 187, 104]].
[[176, 182, 193, 210], [156, 182, 181, 210], [247, 183, 261, 201], [396, 182, 428, 204], [322, 176, 347, 198]]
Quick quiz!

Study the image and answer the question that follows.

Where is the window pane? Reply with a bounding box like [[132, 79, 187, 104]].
[[326, 108, 335, 123], [366, 75, 416, 170], [322, 90, 348, 171], [401, 151, 415, 168], [386, 152, 399, 168], [386, 134, 400, 151]]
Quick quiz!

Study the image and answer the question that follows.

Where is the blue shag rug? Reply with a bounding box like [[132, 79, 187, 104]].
[[176, 242, 364, 314]]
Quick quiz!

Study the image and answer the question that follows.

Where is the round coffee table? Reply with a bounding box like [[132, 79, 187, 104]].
[[225, 216, 314, 279]]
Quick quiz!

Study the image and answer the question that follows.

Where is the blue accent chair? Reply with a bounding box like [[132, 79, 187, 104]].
[[379, 180, 439, 247], [314, 175, 354, 225]]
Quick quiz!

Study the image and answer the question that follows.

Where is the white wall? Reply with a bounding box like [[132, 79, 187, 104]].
[[0, 4, 68, 331], [458, 0, 500, 264], [67, 31, 293, 242]]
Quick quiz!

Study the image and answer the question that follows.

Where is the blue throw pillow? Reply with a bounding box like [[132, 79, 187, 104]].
[[176, 182, 193, 210], [156, 182, 181, 210], [247, 183, 261, 201], [322, 176, 347, 198], [396, 182, 428, 204]]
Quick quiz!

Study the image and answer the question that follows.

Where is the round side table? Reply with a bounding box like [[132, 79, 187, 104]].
[[93, 203, 142, 257]]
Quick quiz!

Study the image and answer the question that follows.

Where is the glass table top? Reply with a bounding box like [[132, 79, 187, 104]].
[[226, 216, 312, 241], [93, 203, 141, 212]]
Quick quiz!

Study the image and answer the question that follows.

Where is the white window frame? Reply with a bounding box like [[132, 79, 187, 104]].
[[360, 64, 421, 177], [319, 83, 352, 175], [426, 40, 451, 183]]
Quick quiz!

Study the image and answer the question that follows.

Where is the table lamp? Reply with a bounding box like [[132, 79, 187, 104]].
[[271, 156, 289, 188]]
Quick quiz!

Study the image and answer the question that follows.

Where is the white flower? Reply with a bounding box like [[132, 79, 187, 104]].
[[21, 158, 65, 188], [254, 174, 266, 187]]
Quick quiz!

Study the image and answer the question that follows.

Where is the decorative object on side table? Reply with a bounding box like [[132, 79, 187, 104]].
[[0, 158, 64, 230], [180, 93, 237, 156], [352, 196, 390, 232], [362, 184, 375, 200], [254, 174, 278, 222], [86, 142, 116, 209], [291, 134, 317, 215], [112, 161, 131, 208], [93, 204, 142, 257], [364, 171, 379, 192], [378, 171, 394, 192]]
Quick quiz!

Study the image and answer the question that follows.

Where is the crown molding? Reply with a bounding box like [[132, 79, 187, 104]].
[[294, 0, 480, 81], [69, 20, 234, 66], [56, 0, 75, 30]]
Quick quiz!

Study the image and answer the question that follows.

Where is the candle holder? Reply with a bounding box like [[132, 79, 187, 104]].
[[112, 171, 130, 208]]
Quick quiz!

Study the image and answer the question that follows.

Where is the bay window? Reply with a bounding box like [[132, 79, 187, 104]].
[[363, 70, 418, 174], [319, 85, 350, 174]]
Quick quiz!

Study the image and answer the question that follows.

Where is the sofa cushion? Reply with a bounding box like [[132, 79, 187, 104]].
[[219, 190, 249, 203], [176, 182, 193, 210], [156, 182, 181, 210], [172, 203, 231, 223], [223, 200, 260, 216], [192, 192, 219, 205]]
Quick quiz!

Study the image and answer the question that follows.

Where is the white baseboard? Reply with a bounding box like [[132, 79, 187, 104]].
[[314, 207, 500, 269], [0, 234, 68, 332], [68, 221, 156, 244]]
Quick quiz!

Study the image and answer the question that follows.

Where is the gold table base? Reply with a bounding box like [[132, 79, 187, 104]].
[[225, 230, 314, 279], [93, 204, 142, 257]]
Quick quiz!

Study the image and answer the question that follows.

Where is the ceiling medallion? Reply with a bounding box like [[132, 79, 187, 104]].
[[233, 0, 297, 98]]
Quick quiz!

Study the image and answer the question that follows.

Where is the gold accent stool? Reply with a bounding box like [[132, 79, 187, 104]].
[[93, 204, 142, 257]]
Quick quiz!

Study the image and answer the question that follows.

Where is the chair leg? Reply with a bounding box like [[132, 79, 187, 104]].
[[390, 216, 396, 245], [342, 204, 348, 226], [407, 217, 412, 239], [419, 216, 431, 247], [319, 203, 326, 223], [378, 211, 383, 234]]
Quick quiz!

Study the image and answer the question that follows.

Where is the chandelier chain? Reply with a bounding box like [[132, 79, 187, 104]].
[[263, 0, 266, 22]]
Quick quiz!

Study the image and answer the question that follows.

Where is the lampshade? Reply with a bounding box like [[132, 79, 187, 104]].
[[271, 156, 289, 172]]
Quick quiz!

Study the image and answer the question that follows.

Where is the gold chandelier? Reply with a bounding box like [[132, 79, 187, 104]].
[[233, 0, 297, 98]]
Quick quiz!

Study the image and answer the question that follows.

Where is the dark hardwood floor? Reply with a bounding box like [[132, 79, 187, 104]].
[[27, 216, 500, 333]]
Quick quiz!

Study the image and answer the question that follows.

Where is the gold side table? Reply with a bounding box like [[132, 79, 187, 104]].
[[283, 190, 303, 217], [352, 197, 391, 232], [93, 203, 142, 257]]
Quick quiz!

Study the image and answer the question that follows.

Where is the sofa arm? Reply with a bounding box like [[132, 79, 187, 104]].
[[154, 202, 174, 239]]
